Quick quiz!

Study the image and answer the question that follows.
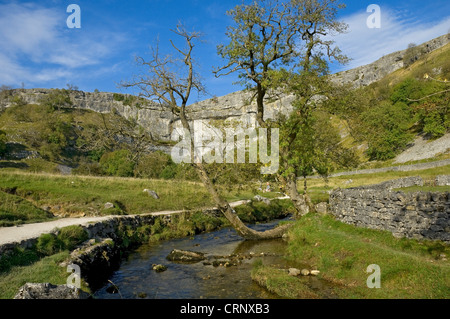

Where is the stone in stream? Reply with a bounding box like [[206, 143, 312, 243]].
[[152, 264, 168, 272], [166, 249, 206, 263]]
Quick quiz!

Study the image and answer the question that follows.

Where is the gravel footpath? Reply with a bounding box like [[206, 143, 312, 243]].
[[0, 199, 263, 247]]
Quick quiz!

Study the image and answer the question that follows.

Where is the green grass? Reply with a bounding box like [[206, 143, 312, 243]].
[[251, 264, 321, 299], [0, 191, 55, 226], [283, 213, 450, 299], [0, 170, 271, 224], [0, 251, 87, 299], [394, 186, 450, 193]]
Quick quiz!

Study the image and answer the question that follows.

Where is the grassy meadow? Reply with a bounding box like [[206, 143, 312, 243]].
[[253, 213, 450, 299], [0, 169, 281, 226]]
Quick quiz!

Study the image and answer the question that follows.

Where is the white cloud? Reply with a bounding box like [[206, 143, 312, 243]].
[[331, 8, 450, 71], [0, 2, 126, 87]]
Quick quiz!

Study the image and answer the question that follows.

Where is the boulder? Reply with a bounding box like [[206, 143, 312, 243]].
[[300, 269, 310, 276], [14, 283, 90, 299], [435, 175, 450, 186], [143, 189, 160, 199], [104, 202, 114, 209], [166, 249, 206, 263], [288, 268, 301, 277], [152, 264, 168, 272], [315, 202, 328, 215]]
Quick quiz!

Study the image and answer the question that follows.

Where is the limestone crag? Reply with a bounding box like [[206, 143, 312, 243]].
[[1, 35, 448, 146], [329, 34, 449, 87]]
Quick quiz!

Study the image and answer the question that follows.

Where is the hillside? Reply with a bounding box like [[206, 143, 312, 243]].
[[337, 39, 450, 164], [0, 35, 449, 176]]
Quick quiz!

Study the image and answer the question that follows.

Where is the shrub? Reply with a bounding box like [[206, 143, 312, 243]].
[[57, 225, 88, 251], [160, 164, 178, 179], [36, 233, 60, 255], [36, 225, 88, 255], [99, 149, 135, 177], [189, 212, 225, 233], [0, 130, 6, 156], [134, 151, 176, 179], [72, 161, 104, 176], [422, 110, 448, 138], [113, 93, 124, 102], [10, 95, 27, 108]]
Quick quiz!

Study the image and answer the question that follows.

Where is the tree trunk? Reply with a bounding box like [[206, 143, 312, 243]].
[[284, 175, 309, 217], [179, 106, 291, 240], [255, 84, 266, 128], [195, 163, 291, 240], [303, 176, 314, 211]]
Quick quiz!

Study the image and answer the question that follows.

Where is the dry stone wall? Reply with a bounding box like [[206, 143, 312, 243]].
[[329, 177, 450, 242]]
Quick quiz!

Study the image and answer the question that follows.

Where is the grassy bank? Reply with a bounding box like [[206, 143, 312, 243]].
[[0, 224, 91, 299], [252, 213, 450, 299], [0, 170, 281, 225], [0, 191, 55, 226]]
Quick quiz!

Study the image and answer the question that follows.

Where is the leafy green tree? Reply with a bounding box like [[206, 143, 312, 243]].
[[99, 149, 135, 177], [215, 0, 349, 215], [214, 0, 347, 128], [422, 110, 448, 138], [38, 117, 73, 161], [362, 101, 414, 160], [403, 43, 419, 68], [122, 23, 294, 240], [405, 74, 450, 139]]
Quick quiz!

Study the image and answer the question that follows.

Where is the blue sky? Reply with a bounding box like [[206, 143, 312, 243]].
[[0, 0, 449, 103]]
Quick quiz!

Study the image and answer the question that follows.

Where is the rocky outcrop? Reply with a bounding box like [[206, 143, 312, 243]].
[[329, 34, 449, 87], [14, 283, 91, 299]]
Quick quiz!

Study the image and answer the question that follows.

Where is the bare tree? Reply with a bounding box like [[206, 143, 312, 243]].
[[121, 24, 291, 240]]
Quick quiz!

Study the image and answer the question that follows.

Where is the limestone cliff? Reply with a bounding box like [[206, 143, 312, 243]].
[[1, 34, 448, 144]]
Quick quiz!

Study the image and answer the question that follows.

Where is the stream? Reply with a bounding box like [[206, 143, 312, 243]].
[[94, 217, 337, 299]]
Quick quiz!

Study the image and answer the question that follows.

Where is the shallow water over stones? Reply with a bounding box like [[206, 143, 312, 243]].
[[94, 218, 336, 299]]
